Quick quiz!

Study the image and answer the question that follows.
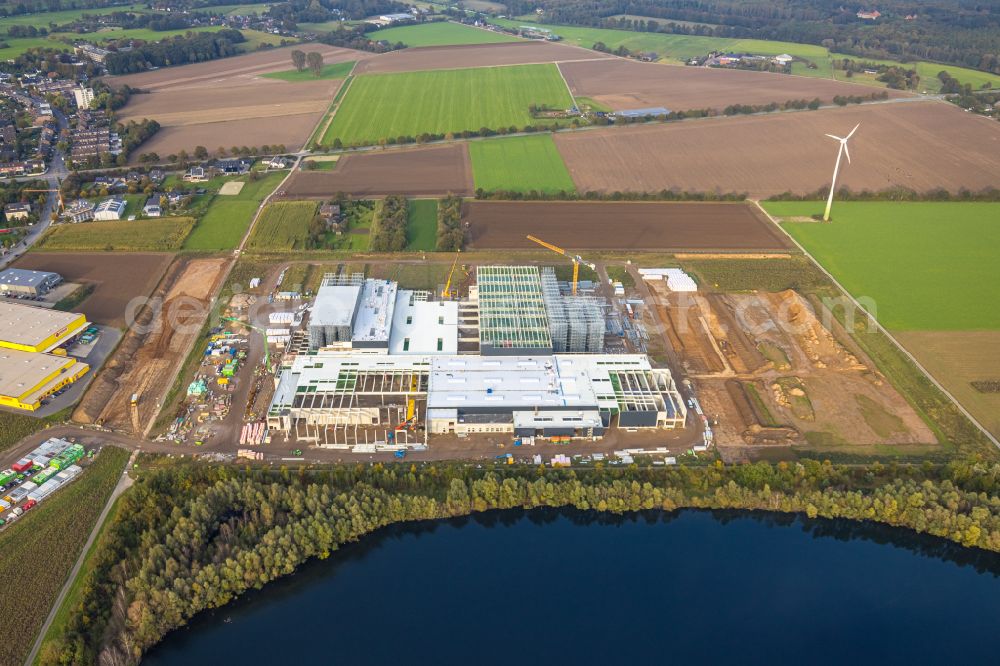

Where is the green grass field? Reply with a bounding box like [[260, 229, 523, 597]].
[[183, 201, 259, 250], [0, 447, 130, 666], [183, 172, 286, 250], [767, 201, 1000, 330], [371, 21, 521, 47], [262, 60, 355, 82], [407, 199, 438, 251], [324, 64, 573, 145], [38, 217, 195, 251], [469, 134, 575, 194], [246, 201, 318, 251]]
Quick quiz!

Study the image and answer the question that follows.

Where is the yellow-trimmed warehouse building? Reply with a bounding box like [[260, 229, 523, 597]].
[[0, 348, 89, 411], [0, 302, 88, 353]]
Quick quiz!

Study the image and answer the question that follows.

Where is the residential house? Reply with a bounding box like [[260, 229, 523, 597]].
[[63, 199, 95, 223], [149, 169, 166, 184], [166, 190, 188, 207], [773, 54, 794, 66], [4, 203, 31, 221], [215, 158, 252, 175], [264, 156, 289, 169], [857, 10, 881, 20], [93, 196, 126, 221], [143, 196, 163, 217], [184, 166, 207, 182]]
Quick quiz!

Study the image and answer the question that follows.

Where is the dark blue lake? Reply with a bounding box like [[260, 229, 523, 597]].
[[144, 509, 1000, 665]]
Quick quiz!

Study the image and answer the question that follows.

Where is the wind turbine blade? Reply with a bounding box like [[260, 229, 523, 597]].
[[825, 133, 843, 141], [843, 142, 851, 164], [846, 123, 860, 139]]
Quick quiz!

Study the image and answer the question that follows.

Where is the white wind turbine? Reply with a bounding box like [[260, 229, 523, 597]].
[[822, 123, 860, 221]]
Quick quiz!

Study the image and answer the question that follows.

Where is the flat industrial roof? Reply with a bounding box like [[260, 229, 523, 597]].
[[0, 302, 85, 349], [0, 268, 59, 289], [427, 355, 599, 411], [389, 292, 458, 354], [352, 280, 396, 343], [0, 348, 82, 400], [311, 283, 361, 329]]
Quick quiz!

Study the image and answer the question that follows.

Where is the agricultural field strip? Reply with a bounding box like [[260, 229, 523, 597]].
[[327, 64, 575, 144]]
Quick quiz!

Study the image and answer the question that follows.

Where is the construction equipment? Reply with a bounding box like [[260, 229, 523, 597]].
[[526, 235, 596, 296], [223, 316, 272, 371], [440, 251, 461, 298], [23, 178, 64, 212]]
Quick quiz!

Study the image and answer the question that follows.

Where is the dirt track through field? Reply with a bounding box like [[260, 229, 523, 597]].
[[554, 101, 1000, 196], [12, 252, 173, 328], [559, 59, 909, 111], [112, 45, 361, 159], [353, 41, 613, 74], [281, 143, 474, 197], [464, 201, 792, 250]]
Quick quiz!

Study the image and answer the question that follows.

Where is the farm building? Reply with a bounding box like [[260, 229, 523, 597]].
[[613, 107, 670, 119], [0, 268, 62, 297], [93, 196, 126, 221], [0, 301, 88, 353], [0, 347, 89, 411]]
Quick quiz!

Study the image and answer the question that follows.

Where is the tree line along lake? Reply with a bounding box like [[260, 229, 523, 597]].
[[144, 509, 1000, 665]]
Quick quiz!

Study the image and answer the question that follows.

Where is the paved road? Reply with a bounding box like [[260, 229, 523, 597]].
[[24, 449, 138, 666], [2, 109, 70, 270]]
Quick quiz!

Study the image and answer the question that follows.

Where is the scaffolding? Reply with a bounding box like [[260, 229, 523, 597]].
[[540, 268, 605, 353], [475, 266, 553, 355]]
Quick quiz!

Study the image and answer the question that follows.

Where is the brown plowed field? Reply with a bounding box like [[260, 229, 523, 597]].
[[281, 143, 473, 197], [111, 45, 361, 160], [12, 252, 173, 328], [353, 41, 612, 74], [896, 330, 1000, 440], [559, 59, 909, 111], [463, 201, 792, 251], [554, 101, 1000, 196]]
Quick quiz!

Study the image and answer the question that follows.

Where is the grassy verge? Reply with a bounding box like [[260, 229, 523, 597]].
[[605, 266, 634, 288], [53, 284, 95, 312], [0, 408, 71, 454], [0, 446, 130, 666]]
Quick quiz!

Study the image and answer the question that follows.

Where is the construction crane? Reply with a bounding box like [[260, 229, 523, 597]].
[[526, 235, 596, 296], [440, 250, 461, 299], [22, 178, 64, 213], [223, 317, 272, 372]]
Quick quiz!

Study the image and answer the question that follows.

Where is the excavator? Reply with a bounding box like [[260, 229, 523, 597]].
[[526, 234, 596, 296]]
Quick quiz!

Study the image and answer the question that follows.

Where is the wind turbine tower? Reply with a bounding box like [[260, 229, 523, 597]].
[[822, 123, 860, 221]]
